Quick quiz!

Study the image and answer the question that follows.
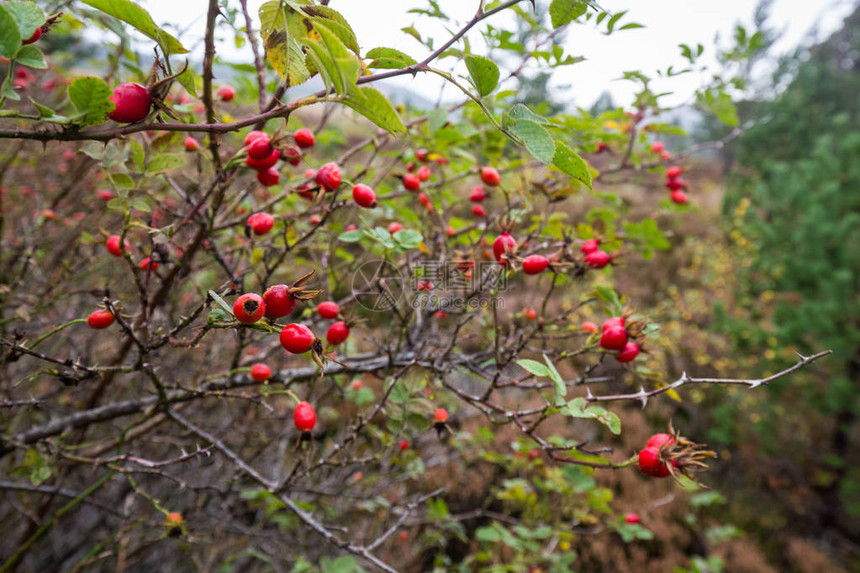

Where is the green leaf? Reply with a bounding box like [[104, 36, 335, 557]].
[[562, 398, 621, 434], [549, 0, 588, 28], [176, 65, 200, 98], [338, 230, 364, 243], [503, 103, 549, 126], [0, 5, 22, 60], [509, 119, 556, 165], [366, 46, 417, 69], [593, 285, 623, 315], [543, 354, 567, 406], [516, 359, 549, 378], [464, 55, 500, 97], [476, 526, 501, 543], [393, 229, 422, 249], [1, 81, 21, 101], [146, 153, 186, 175], [208, 290, 235, 317], [107, 173, 135, 190], [67, 77, 115, 126], [263, 29, 311, 86], [305, 6, 359, 53], [29, 99, 55, 118], [79, 0, 188, 54], [551, 141, 592, 188], [16, 45, 46, 69], [343, 85, 406, 135], [259, 0, 314, 87], [4, 1, 44, 39]]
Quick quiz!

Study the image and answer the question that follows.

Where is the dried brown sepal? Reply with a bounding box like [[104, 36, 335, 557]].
[[311, 338, 326, 373], [662, 422, 718, 488], [287, 270, 322, 301]]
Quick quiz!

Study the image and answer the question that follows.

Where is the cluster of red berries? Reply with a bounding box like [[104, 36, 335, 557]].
[[244, 131, 282, 187], [242, 128, 318, 187], [665, 166, 688, 205], [638, 433, 675, 477], [637, 430, 717, 481], [649, 141, 672, 162], [316, 301, 350, 346], [597, 316, 640, 363], [581, 238, 612, 269], [104, 234, 164, 272]]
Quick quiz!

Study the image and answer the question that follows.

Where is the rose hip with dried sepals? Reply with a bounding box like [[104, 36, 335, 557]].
[[263, 284, 297, 319], [233, 293, 265, 324]]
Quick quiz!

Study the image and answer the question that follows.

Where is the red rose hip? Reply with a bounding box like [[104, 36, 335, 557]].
[[108, 83, 151, 123], [317, 301, 339, 319], [352, 184, 377, 208], [280, 323, 315, 354], [294, 128, 315, 149], [326, 321, 350, 345], [87, 309, 115, 329], [263, 284, 296, 319], [480, 166, 501, 186], [233, 293, 265, 324], [316, 162, 342, 191], [250, 363, 272, 382], [522, 254, 549, 275], [293, 401, 317, 432]]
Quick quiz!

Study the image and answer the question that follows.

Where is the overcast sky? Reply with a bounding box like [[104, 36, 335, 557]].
[[141, 0, 857, 107]]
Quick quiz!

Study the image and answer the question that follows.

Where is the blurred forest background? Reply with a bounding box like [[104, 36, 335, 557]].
[[591, 3, 860, 571]]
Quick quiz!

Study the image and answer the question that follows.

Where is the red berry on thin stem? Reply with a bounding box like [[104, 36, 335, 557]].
[[280, 323, 315, 353], [316, 162, 342, 191], [250, 363, 272, 382], [317, 301, 340, 319], [216, 85, 235, 101], [403, 173, 421, 192], [293, 401, 316, 432], [616, 341, 640, 362], [87, 309, 115, 329], [522, 254, 549, 275], [247, 213, 275, 235], [493, 233, 516, 266], [352, 184, 377, 208], [584, 250, 611, 269], [294, 128, 315, 149], [246, 149, 280, 170], [480, 166, 501, 186], [600, 325, 628, 350], [581, 238, 599, 255], [105, 235, 129, 257], [326, 321, 350, 345], [638, 446, 671, 478], [257, 167, 280, 187]]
